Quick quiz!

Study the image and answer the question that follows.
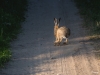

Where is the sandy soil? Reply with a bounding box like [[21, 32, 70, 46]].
[[1, 0, 100, 75]]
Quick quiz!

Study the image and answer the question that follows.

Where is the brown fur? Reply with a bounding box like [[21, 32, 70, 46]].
[[54, 18, 70, 46], [54, 25, 59, 37]]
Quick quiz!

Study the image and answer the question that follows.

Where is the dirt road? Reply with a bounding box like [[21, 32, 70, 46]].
[[1, 0, 100, 75]]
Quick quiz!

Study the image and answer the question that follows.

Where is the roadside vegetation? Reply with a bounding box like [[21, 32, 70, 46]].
[[74, 0, 100, 36], [74, 0, 100, 59], [0, 0, 27, 67]]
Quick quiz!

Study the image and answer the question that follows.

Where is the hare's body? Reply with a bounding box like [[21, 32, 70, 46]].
[[54, 18, 70, 46]]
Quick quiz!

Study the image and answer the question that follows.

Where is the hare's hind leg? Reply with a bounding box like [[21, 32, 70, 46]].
[[54, 37, 58, 46], [66, 38, 68, 43], [63, 38, 68, 45], [59, 37, 62, 45], [54, 37, 61, 46]]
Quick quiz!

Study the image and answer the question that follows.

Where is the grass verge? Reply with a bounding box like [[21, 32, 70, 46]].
[[74, 0, 100, 59], [74, 0, 100, 35], [0, 0, 27, 67]]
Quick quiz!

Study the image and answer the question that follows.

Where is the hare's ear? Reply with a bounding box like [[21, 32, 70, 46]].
[[59, 18, 61, 22], [54, 18, 57, 24]]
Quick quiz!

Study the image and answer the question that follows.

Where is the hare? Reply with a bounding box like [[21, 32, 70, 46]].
[[54, 18, 70, 46]]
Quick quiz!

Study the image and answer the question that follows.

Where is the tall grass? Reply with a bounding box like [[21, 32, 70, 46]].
[[0, 0, 27, 67], [74, 0, 100, 35]]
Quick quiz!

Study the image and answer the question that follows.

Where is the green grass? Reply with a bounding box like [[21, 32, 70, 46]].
[[0, 0, 27, 67]]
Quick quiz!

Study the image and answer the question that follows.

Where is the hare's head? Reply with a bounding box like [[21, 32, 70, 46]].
[[54, 18, 61, 37], [54, 18, 61, 26]]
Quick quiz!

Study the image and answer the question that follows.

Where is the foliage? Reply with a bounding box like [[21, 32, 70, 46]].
[[74, 0, 100, 34], [0, 0, 27, 67]]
